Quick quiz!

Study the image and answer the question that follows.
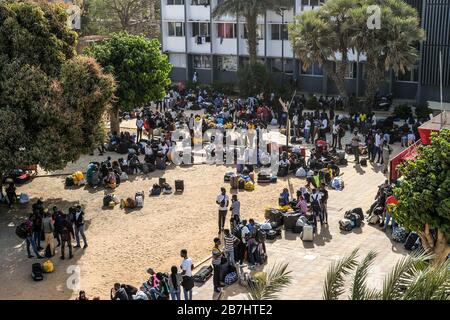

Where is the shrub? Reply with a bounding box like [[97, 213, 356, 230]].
[[415, 102, 433, 120], [237, 63, 272, 97], [306, 95, 320, 110], [393, 104, 412, 120], [211, 82, 237, 96]]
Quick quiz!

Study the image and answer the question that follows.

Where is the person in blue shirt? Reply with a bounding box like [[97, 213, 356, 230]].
[[279, 188, 290, 206], [246, 219, 256, 233]]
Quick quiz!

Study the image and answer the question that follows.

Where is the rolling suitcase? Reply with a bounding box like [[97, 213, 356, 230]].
[[159, 177, 166, 187], [301, 225, 314, 241], [31, 263, 44, 281]]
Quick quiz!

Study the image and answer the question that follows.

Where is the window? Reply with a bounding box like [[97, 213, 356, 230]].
[[167, 0, 184, 5], [217, 56, 237, 71], [169, 53, 186, 68], [271, 24, 288, 40], [300, 62, 323, 76], [397, 65, 419, 82], [217, 23, 237, 38], [346, 62, 357, 79], [193, 55, 211, 69], [191, 0, 209, 5], [168, 22, 184, 37], [301, 0, 322, 6], [192, 22, 210, 37], [272, 59, 294, 74], [243, 24, 265, 40]]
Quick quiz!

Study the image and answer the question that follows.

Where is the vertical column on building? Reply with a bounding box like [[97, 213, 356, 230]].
[[210, 2, 214, 84], [416, 0, 427, 104], [184, 0, 190, 82], [322, 63, 328, 95], [293, 0, 299, 90]]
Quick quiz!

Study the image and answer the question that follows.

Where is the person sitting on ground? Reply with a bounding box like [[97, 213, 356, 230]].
[[279, 188, 290, 206], [296, 196, 308, 215], [105, 168, 117, 189], [111, 283, 129, 300]]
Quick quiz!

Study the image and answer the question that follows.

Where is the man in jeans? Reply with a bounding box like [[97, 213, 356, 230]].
[[136, 116, 144, 142], [223, 229, 239, 265], [180, 249, 194, 300], [59, 213, 74, 260], [351, 130, 361, 164], [215, 188, 229, 234], [73, 205, 88, 249], [25, 216, 43, 259]]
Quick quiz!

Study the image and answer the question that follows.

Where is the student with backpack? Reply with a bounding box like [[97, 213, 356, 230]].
[[320, 183, 329, 224], [310, 188, 323, 228]]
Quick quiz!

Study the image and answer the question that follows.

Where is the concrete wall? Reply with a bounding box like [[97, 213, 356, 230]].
[[170, 67, 187, 82]]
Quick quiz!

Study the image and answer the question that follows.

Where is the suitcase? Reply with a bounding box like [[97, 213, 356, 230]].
[[31, 263, 44, 281], [193, 265, 213, 283], [292, 225, 303, 234], [156, 157, 166, 170], [135, 192, 144, 208], [270, 176, 278, 183], [175, 180, 184, 192], [159, 177, 166, 187], [301, 225, 314, 241], [103, 194, 113, 207], [238, 179, 245, 190], [404, 232, 419, 250], [284, 214, 300, 231], [230, 176, 239, 189]]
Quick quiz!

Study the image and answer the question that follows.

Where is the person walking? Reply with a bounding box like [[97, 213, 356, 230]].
[[25, 215, 43, 259], [42, 209, 55, 256], [351, 130, 361, 164], [211, 237, 223, 293], [216, 187, 229, 234], [73, 205, 88, 249], [180, 249, 194, 300]]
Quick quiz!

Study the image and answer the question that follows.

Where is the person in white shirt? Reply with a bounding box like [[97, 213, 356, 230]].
[[136, 117, 144, 142], [293, 114, 299, 137], [332, 122, 339, 148], [216, 188, 229, 233], [180, 249, 194, 300], [373, 130, 382, 163], [304, 118, 312, 143]]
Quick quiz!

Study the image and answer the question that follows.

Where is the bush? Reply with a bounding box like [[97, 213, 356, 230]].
[[211, 82, 237, 96], [237, 63, 272, 97], [415, 103, 433, 120], [393, 104, 412, 120], [306, 95, 320, 110]]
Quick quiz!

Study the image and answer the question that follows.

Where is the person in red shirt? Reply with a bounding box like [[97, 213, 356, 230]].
[[382, 194, 398, 231]]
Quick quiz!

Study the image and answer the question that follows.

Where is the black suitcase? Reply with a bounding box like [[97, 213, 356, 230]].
[[31, 263, 44, 281], [159, 177, 166, 187], [292, 225, 303, 234], [103, 194, 113, 207], [193, 265, 213, 283], [404, 232, 419, 250], [175, 180, 184, 192]]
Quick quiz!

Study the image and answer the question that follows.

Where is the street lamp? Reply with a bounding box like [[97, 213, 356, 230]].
[[278, 7, 287, 86]]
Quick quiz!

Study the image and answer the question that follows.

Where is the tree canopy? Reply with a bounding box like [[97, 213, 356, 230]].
[[394, 130, 450, 263], [85, 31, 172, 132], [0, 2, 115, 175]]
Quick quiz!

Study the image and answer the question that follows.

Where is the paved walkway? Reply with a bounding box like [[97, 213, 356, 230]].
[[193, 142, 407, 300]]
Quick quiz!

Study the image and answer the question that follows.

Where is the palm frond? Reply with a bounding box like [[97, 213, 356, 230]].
[[350, 251, 378, 300], [323, 249, 359, 300], [247, 262, 292, 300], [381, 249, 434, 300]]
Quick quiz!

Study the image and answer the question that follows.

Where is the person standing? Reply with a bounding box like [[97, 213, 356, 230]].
[[229, 194, 240, 228], [25, 215, 43, 259], [373, 130, 382, 163], [136, 116, 144, 142], [168, 266, 182, 300], [381, 141, 392, 174], [31, 209, 43, 251], [223, 229, 239, 265], [59, 212, 74, 260], [216, 187, 229, 234], [351, 130, 361, 164], [73, 205, 88, 249], [5, 182, 16, 208], [310, 188, 323, 228], [211, 237, 223, 293], [304, 117, 311, 144], [180, 249, 194, 300], [42, 209, 55, 256], [331, 121, 339, 148], [319, 183, 329, 224]]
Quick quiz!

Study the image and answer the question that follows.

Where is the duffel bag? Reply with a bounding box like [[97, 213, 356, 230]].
[[339, 218, 354, 231], [193, 265, 213, 283]]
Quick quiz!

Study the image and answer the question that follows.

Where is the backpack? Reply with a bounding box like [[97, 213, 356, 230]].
[[19, 193, 30, 204], [339, 218, 354, 231], [367, 214, 380, 224], [150, 184, 161, 196], [238, 179, 245, 190], [42, 260, 54, 273], [360, 158, 367, 166], [103, 194, 113, 207], [15, 222, 28, 239], [244, 181, 255, 191], [345, 211, 362, 228], [65, 175, 74, 187], [31, 263, 44, 281], [295, 167, 307, 178], [224, 272, 238, 285]]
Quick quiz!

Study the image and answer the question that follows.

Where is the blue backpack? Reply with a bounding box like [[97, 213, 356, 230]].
[[224, 272, 238, 285]]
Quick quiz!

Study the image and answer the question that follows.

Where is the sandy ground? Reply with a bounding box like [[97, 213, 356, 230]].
[[0, 109, 404, 300]]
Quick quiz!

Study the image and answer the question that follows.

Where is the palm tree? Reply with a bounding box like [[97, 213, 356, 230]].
[[212, 0, 293, 66], [323, 249, 450, 300], [247, 262, 292, 300], [350, 0, 424, 111]]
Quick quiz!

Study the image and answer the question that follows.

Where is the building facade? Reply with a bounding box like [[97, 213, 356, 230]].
[[160, 0, 449, 104]]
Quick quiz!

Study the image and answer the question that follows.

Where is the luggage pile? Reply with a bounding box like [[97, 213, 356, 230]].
[[339, 208, 364, 232], [103, 194, 119, 208], [257, 172, 277, 184]]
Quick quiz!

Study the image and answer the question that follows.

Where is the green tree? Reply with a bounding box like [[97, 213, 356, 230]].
[[351, 0, 424, 110], [247, 262, 292, 300], [394, 130, 450, 264], [323, 248, 449, 300], [85, 31, 172, 133], [0, 1, 77, 77], [0, 2, 115, 179], [213, 0, 292, 66], [237, 62, 272, 97], [289, 0, 357, 100]]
